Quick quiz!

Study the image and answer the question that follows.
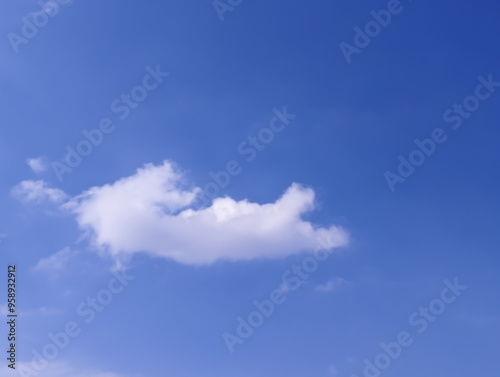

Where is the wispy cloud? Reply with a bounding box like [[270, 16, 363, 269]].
[[27, 157, 46, 173], [12, 180, 67, 203], [315, 277, 346, 293], [328, 364, 339, 376], [33, 247, 79, 272], [14, 306, 64, 317]]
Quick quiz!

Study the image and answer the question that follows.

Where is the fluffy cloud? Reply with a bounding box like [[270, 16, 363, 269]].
[[12, 180, 67, 203], [18, 160, 349, 265]]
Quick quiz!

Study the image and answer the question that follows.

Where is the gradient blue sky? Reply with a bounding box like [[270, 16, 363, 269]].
[[1, 0, 500, 376]]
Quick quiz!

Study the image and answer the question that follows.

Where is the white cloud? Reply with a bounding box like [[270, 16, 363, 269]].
[[0, 302, 62, 318], [30, 307, 64, 316], [12, 180, 67, 203], [34, 247, 79, 272], [315, 277, 346, 292], [27, 157, 46, 173], [17, 160, 349, 266]]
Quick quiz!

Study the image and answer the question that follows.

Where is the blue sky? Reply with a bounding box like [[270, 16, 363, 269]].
[[1, 0, 500, 376]]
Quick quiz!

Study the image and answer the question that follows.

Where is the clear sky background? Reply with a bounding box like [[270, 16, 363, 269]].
[[1, 0, 500, 376]]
